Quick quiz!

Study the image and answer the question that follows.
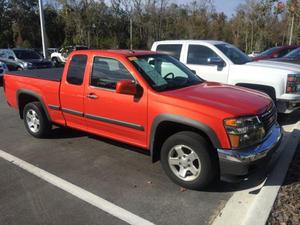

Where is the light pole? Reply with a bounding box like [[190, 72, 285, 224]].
[[38, 0, 47, 59]]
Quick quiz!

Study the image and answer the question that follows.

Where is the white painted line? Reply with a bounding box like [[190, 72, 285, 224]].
[[0, 149, 155, 225], [211, 122, 300, 225]]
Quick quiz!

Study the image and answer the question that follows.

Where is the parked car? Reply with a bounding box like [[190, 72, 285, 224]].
[[151, 40, 300, 113], [248, 51, 260, 58], [0, 56, 21, 71], [269, 47, 300, 65], [0, 49, 52, 70], [51, 45, 88, 66], [0, 61, 8, 85], [252, 45, 300, 61], [2, 50, 282, 189]]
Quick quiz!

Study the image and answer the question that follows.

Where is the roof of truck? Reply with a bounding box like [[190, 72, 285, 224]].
[[74, 49, 157, 57], [152, 40, 227, 45]]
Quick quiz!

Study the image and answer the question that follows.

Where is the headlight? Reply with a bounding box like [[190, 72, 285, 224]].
[[224, 116, 265, 149], [24, 62, 33, 69], [286, 74, 300, 93]]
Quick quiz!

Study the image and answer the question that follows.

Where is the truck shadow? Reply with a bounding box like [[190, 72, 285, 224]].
[[46, 126, 86, 139], [278, 110, 300, 126]]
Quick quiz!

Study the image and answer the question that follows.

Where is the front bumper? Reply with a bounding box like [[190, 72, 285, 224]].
[[217, 123, 282, 177]]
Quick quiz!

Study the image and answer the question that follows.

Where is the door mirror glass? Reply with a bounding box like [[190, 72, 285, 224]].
[[207, 57, 225, 67], [116, 80, 137, 95]]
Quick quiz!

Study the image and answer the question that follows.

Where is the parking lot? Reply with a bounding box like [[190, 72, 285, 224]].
[[0, 88, 299, 225]]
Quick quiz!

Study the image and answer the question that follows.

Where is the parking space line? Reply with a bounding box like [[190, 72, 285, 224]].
[[0, 149, 155, 225]]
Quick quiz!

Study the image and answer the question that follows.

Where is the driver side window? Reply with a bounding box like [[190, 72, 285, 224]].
[[187, 45, 219, 65], [91, 57, 134, 90]]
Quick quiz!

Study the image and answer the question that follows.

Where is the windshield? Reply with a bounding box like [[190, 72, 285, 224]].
[[257, 47, 280, 57], [283, 47, 300, 58], [13, 50, 42, 60], [215, 44, 251, 64], [129, 54, 203, 91]]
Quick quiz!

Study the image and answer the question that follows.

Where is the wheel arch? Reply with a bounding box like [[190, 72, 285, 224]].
[[17, 89, 51, 121], [150, 114, 221, 163]]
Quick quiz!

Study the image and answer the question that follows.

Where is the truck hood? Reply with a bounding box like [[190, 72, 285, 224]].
[[162, 82, 271, 117], [245, 60, 300, 72]]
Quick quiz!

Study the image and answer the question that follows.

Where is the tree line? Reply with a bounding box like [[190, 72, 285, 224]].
[[0, 0, 300, 53]]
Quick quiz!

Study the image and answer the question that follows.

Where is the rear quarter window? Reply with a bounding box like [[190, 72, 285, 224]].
[[66, 54, 88, 85], [156, 44, 182, 60]]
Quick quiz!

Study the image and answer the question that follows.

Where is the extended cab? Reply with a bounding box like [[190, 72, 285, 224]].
[[152, 40, 300, 113], [2, 50, 282, 189]]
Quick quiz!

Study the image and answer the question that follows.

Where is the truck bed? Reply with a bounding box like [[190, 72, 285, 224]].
[[6, 67, 63, 82]]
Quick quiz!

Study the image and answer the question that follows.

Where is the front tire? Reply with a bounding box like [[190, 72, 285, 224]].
[[23, 102, 51, 138], [160, 131, 219, 190]]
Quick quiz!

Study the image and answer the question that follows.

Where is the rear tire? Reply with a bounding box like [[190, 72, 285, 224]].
[[160, 131, 219, 190], [23, 102, 51, 138]]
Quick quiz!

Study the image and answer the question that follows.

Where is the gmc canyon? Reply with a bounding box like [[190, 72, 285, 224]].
[[2, 50, 282, 189]]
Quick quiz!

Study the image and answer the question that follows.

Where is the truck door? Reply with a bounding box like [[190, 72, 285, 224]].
[[60, 54, 88, 130], [184, 44, 229, 83], [84, 56, 147, 148]]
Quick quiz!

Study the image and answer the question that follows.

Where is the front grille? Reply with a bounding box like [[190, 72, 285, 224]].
[[260, 103, 277, 132]]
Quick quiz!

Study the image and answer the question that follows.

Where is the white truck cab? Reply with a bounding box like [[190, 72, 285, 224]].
[[152, 40, 300, 113]]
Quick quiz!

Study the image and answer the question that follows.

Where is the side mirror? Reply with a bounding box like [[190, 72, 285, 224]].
[[190, 69, 196, 74], [207, 57, 225, 67], [272, 53, 279, 58], [116, 80, 137, 95], [8, 56, 15, 60]]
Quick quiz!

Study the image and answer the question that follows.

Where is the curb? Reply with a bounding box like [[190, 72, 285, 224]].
[[211, 122, 300, 225]]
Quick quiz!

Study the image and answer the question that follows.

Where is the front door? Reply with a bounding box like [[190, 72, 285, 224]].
[[84, 56, 148, 148], [185, 44, 229, 83]]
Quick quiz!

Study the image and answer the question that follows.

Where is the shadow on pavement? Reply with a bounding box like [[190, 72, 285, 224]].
[[278, 110, 300, 126], [46, 126, 86, 139]]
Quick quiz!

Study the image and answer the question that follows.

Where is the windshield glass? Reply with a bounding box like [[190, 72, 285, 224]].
[[257, 47, 280, 57], [13, 50, 42, 60], [284, 47, 300, 58], [215, 44, 251, 64], [129, 54, 203, 91]]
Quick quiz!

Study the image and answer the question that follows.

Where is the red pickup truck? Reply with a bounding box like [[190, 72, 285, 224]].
[[2, 50, 282, 189]]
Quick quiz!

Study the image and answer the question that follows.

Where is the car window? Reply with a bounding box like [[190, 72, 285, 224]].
[[0, 50, 7, 58], [284, 48, 300, 58], [90, 57, 134, 90], [156, 44, 182, 60], [278, 48, 294, 57], [129, 54, 202, 92], [13, 50, 42, 60], [187, 45, 218, 65], [66, 54, 88, 85]]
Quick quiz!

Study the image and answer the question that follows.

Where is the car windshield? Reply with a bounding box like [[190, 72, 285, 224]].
[[283, 47, 300, 58], [13, 49, 42, 60], [257, 47, 280, 57], [129, 54, 203, 91], [215, 44, 252, 64]]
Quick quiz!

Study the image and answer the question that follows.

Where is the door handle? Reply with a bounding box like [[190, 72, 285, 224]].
[[87, 93, 98, 99]]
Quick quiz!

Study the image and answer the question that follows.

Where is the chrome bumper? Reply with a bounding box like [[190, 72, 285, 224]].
[[218, 123, 282, 163]]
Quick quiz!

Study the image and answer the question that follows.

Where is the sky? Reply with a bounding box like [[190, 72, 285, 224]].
[[176, 0, 244, 17]]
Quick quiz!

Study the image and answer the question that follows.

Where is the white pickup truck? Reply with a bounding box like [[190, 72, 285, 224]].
[[151, 40, 300, 113]]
